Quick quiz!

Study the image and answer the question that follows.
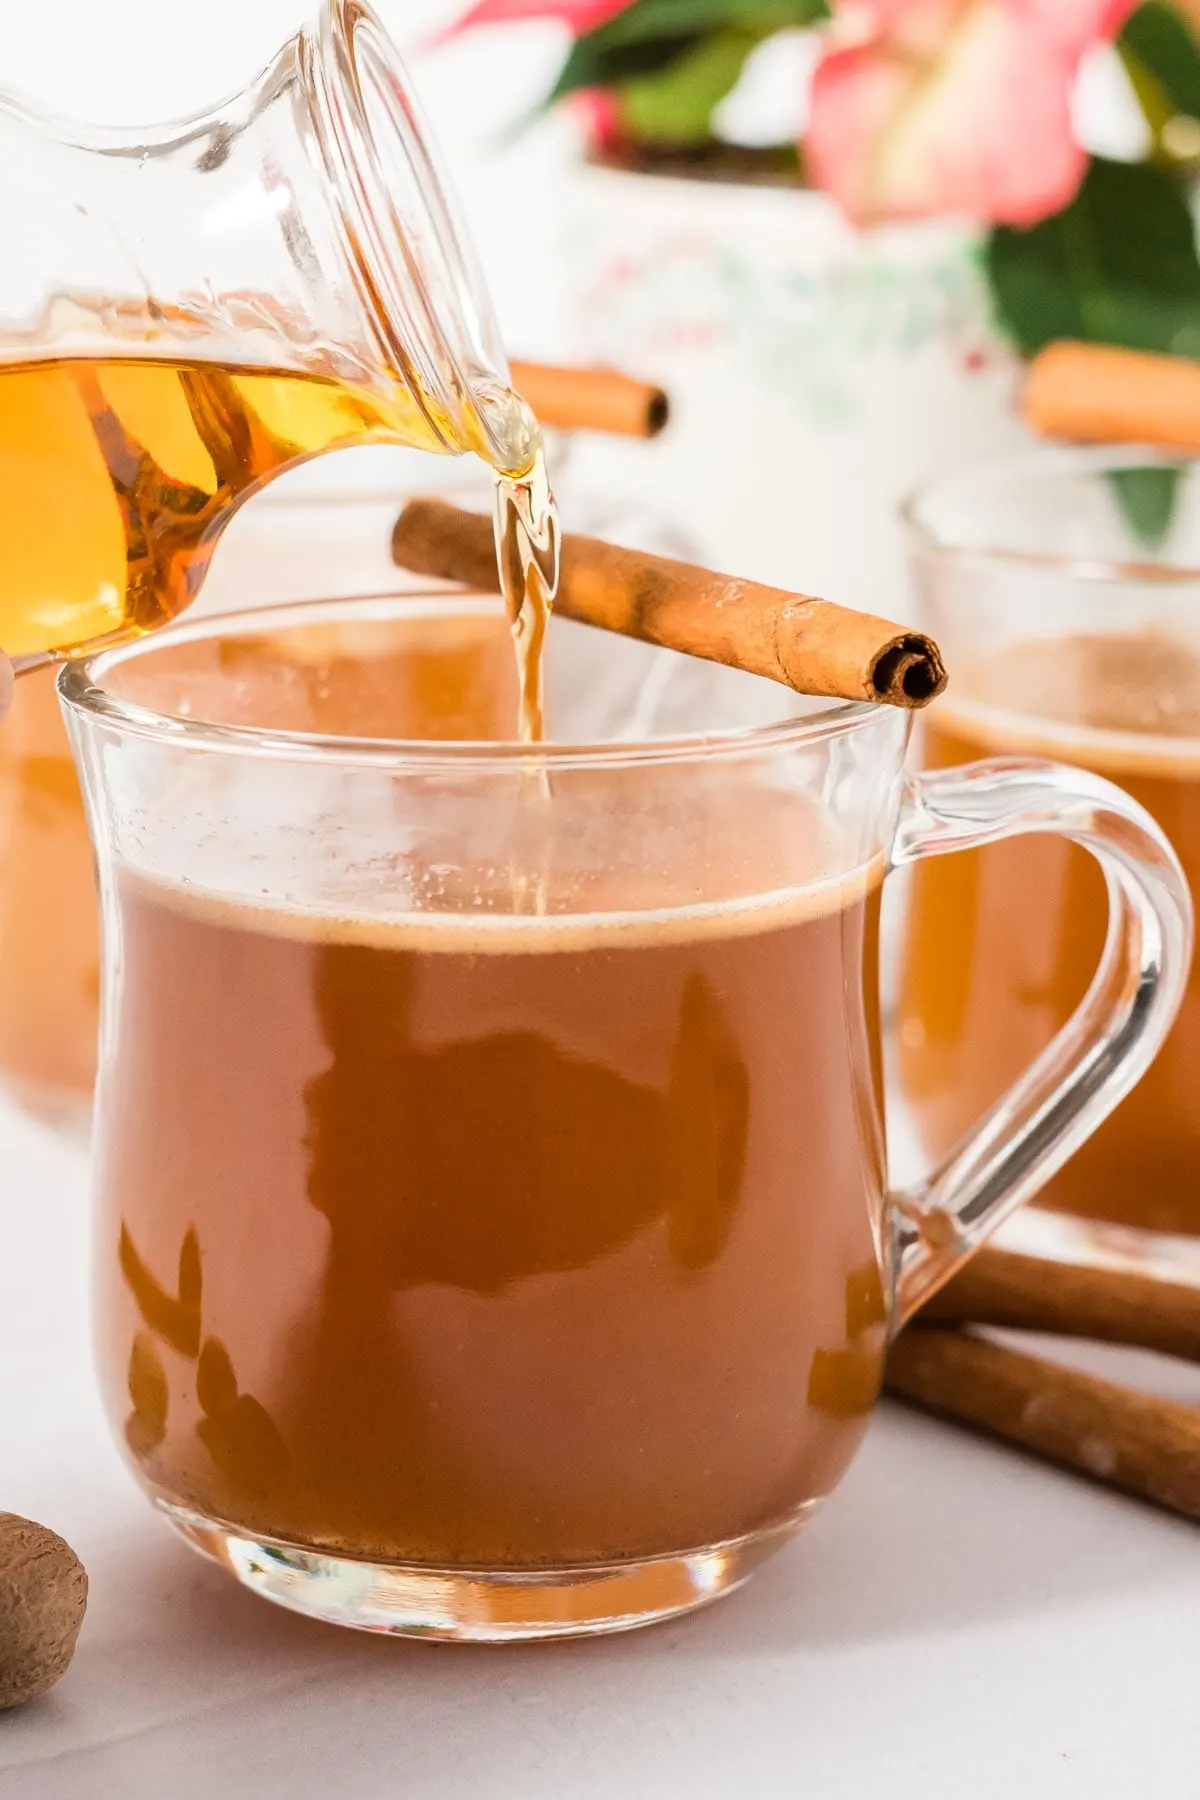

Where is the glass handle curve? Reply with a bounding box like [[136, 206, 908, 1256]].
[[888, 755, 1193, 1329]]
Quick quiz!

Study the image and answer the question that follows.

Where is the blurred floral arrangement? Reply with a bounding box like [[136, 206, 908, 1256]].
[[454, 0, 1200, 367]]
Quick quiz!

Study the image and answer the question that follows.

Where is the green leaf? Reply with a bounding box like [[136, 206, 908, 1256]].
[[1120, 2, 1200, 123], [986, 157, 1200, 359], [546, 0, 828, 106], [547, 32, 693, 105], [1109, 464, 1183, 549], [600, 0, 827, 47], [617, 27, 759, 145]]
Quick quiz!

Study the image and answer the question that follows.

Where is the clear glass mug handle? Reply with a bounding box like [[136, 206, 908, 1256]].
[[889, 755, 1194, 1328]]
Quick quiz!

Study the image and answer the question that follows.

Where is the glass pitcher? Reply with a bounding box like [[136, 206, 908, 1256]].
[[0, 0, 537, 1130], [0, 0, 536, 664]]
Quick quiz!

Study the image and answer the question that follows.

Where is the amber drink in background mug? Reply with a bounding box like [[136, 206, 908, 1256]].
[[62, 591, 1188, 1640], [900, 451, 1200, 1249], [0, 663, 97, 1130]]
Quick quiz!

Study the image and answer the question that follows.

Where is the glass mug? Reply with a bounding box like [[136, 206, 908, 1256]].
[[898, 449, 1200, 1254], [62, 591, 1189, 1641]]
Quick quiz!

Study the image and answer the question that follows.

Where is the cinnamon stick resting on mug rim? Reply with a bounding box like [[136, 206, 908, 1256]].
[[1024, 340, 1200, 454], [887, 1327, 1200, 1524], [510, 360, 670, 439], [392, 498, 948, 710]]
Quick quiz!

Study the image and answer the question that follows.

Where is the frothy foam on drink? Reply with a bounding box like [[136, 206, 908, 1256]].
[[120, 857, 883, 955], [115, 767, 881, 954]]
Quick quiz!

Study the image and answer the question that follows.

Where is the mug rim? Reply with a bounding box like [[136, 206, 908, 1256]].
[[59, 590, 888, 772], [901, 444, 1200, 586]]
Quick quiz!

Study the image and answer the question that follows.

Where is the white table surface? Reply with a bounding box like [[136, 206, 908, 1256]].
[[5, 1093, 1200, 1799]]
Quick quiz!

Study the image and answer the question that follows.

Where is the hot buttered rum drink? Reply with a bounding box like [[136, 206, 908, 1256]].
[[93, 631, 887, 1569]]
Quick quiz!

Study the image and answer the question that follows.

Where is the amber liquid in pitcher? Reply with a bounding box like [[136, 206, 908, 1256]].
[[0, 356, 459, 659], [899, 632, 1200, 1234]]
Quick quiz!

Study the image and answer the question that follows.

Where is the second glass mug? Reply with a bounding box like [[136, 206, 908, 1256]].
[[61, 589, 1189, 1640], [898, 450, 1200, 1254]]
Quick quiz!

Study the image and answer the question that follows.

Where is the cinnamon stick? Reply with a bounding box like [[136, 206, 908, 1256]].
[[391, 498, 948, 710], [886, 1327, 1200, 1522], [1024, 340, 1200, 453], [511, 360, 669, 438], [922, 1242, 1200, 1365]]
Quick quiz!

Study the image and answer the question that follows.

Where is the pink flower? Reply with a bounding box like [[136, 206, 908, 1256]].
[[807, 0, 1139, 227], [448, 0, 629, 34]]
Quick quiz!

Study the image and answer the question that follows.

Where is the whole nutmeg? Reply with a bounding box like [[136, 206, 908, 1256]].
[[0, 1514, 88, 1709]]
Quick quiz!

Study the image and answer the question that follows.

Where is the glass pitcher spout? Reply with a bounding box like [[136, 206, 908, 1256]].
[[0, 1, 539, 658]]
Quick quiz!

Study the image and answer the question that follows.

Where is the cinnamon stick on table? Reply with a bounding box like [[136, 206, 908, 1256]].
[[511, 361, 670, 439], [1024, 340, 1200, 454], [392, 498, 947, 710], [887, 1327, 1200, 1523], [922, 1241, 1200, 1365]]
